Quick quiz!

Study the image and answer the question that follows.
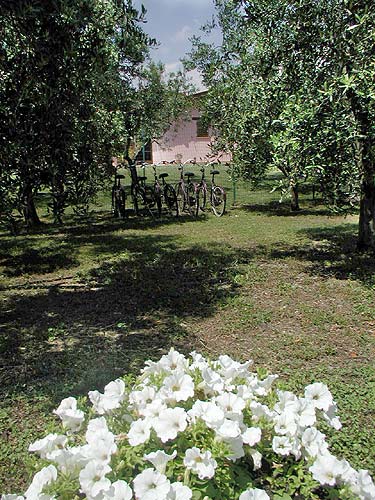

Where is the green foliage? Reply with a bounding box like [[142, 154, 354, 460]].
[[187, 0, 375, 246], [0, 1, 191, 229]]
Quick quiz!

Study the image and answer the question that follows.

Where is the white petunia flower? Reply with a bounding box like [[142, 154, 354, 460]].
[[242, 427, 262, 446], [188, 401, 225, 428], [215, 392, 245, 416], [304, 383, 333, 411], [28, 434, 67, 459], [215, 355, 252, 383], [47, 446, 87, 474], [133, 468, 171, 500], [54, 396, 77, 417], [189, 351, 209, 370], [294, 398, 316, 428], [236, 384, 256, 401], [223, 435, 245, 461], [128, 418, 152, 446], [129, 386, 156, 412], [141, 359, 166, 377], [24, 465, 57, 499], [167, 482, 193, 500], [159, 348, 189, 372], [274, 390, 298, 414], [85, 417, 109, 442], [274, 412, 297, 436], [101, 480, 133, 500], [301, 427, 328, 458], [140, 399, 167, 419], [253, 374, 278, 396], [200, 367, 224, 394], [53, 397, 84, 432], [349, 469, 375, 500], [83, 432, 117, 464], [309, 452, 346, 486], [249, 449, 262, 470], [250, 401, 275, 421], [239, 488, 270, 500], [272, 436, 293, 456], [160, 372, 195, 402], [88, 379, 125, 415], [144, 450, 177, 474], [322, 402, 342, 430], [79, 461, 111, 498], [215, 418, 242, 439], [183, 447, 217, 479], [152, 407, 187, 442], [2, 496, 25, 499]]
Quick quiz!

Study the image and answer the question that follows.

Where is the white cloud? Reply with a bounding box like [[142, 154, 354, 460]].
[[160, 0, 212, 6], [187, 69, 206, 92], [162, 64, 206, 93], [172, 25, 193, 42], [164, 61, 183, 73]]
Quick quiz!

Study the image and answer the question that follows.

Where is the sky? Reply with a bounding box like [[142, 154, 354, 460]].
[[133, 0, 220, 90]]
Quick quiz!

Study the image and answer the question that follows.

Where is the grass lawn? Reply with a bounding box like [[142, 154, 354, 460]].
[[1, 172, 375, 493]]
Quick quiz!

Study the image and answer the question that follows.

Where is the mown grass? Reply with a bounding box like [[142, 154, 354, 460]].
[[0, 172, 374, 493]]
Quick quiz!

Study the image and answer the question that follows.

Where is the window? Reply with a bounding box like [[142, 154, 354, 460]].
[[135, 140, 153, 163], [193, 117, 209, 138]]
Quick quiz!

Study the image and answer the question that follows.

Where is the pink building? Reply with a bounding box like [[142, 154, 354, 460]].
[[147, 92, 231, 164]]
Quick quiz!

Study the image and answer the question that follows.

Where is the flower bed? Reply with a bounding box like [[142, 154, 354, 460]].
[[3, 349, 374, 499]]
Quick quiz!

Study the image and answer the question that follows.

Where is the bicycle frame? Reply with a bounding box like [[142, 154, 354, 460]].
[[126, 161, 156, 217], [111, 172, 126, 218], [196, 158, 226, 217], [175, 159, 197, 215], [151, 164, 179, 217]]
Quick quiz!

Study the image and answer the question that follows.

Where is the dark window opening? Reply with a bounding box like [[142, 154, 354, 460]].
[[135, 140, 153, 163], [192, 117, 209, 138]]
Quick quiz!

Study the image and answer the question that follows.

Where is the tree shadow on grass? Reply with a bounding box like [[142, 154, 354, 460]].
[[268, 223, 375, 287], [239, 200, 333, 217], [0, 245, 80, 277], [0, 213, 200, 278], [0, 232, 254, 402]]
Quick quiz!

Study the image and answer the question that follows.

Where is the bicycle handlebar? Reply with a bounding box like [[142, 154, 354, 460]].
[[182, 158, 197, 165]]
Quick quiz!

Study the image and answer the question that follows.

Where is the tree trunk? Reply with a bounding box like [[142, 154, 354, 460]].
[[290, 181, 300, 211], [349, 96, 375, 251], [21, 183, 41, 227], [51, 179, 66, 224], [357, 167, 375, 251]]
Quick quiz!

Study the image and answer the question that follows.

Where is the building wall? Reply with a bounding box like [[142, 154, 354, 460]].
[[151, 108, 231, 164]]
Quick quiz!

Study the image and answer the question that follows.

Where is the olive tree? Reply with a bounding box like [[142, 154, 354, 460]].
[[0, 0, 155, 227], [187, 0, 375, 249]]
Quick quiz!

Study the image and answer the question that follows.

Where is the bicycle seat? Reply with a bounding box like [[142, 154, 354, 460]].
[[115, 174, 125, 180], [210, 170, 220, 175], [184, 172, 195, 178], [159, 173, 169, 179], [138, 176, 147, 181]]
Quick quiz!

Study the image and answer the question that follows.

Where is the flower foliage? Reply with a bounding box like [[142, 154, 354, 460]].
[[3, 349, 374, 499]]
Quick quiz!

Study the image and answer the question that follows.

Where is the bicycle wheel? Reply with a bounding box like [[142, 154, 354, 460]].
[[112, 186, 118, 217], [117, 188, 126, 218], [132, 184, 144, 215], [195, 185, 207, 216], [164, 184, 179, 217], [187, 182, 198, 216], [144, 185, 157, 217], [211, 186, 226, 217], [175, 183, 186, 214]]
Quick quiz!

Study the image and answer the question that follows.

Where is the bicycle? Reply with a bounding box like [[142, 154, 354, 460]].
[[195, 158, 227, 217], [175, 159, 198, 216], [151, 164, 179, 217], [111, 173, 126, 219], [128, 162, 157, 217]]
